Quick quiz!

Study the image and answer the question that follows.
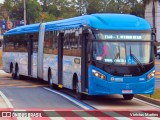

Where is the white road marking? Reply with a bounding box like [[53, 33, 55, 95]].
[[43, 110, 65, 120], [103, 111, 132, 120], [0, 70, 8, 74], [43, 87, 92, 110], [134, 97, 160, 109], [0, 91, 13, 108]]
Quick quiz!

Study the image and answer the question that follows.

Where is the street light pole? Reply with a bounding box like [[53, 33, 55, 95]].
[[152, 0, 156, 35], [24, 0, 26, 25]]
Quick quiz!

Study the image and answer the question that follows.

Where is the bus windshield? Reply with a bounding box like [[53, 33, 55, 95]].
[[92, 31, 153, 65]]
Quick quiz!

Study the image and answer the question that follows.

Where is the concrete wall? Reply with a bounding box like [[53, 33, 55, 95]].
[[145, 1, 160, 42], [156, 2, 160, 42]]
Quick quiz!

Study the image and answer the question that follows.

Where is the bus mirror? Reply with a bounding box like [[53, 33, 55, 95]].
[[151, 33, 157, 56], [153, 42, 157, 56], [151, 33, 156, 41]]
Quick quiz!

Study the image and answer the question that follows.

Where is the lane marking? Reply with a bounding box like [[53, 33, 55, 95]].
[[0, 70, 8, 74], [103, 111, 132, 120], [0, 91, 13, 108], [16, 85, 49, 88], [133, 97, 160, 109], [43, 87, 95, 110]]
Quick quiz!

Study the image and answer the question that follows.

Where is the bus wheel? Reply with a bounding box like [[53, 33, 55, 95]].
[[11, 67, 16, 79], [76, 81, 86, 100], [72, 74, 78, 93], [123, 94, 134, 100], [48, 71, 54, 89], [15, 65, 20, 80]]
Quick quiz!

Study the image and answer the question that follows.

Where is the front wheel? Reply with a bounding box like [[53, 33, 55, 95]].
[[123, 94, 134, 100], [11, 68, 16, 79], [15, 65, 21, 80], [76, 81, 86, 100], [48, 72, 54, 89]]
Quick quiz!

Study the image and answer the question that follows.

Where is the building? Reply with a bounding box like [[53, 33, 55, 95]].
[[145, 0, 160, 42]]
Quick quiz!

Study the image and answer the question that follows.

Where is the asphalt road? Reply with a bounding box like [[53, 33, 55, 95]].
[[0, 70, 159, 119], [0, 71, 159, 111], [0, 72, 82, 109]]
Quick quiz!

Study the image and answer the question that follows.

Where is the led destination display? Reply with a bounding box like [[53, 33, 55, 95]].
[[104, 34, 142, 40]]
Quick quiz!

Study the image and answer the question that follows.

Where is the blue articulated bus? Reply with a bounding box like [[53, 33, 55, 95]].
[[3, 13, 156, 100]]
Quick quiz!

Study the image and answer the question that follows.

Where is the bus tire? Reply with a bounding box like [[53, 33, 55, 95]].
[[123, 94, 134, 100], [72, 73, 78, 93], [48, 70, 54, 89], [11, 65, 16, 79], [76, 81, 86, 100], [15, 64, 20, 80]]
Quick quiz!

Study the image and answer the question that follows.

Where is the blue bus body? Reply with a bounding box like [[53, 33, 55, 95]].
[[89, 65, 155, 95], [5, 14, 151, 35]]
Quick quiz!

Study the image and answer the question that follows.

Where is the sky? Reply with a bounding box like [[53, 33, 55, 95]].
[[0, 0, 4, 4]]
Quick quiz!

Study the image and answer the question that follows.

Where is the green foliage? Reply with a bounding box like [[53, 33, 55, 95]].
[[144, 89, 160, 99], [26, 0, 42, 24], [39, 12, 56, 22], [0, 0, 157, 23], [11, 1, 23, 20]]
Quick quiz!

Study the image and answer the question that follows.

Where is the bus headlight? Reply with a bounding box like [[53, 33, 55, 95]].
[[92, 69, 106, 80], [147, 70, 155, 80]]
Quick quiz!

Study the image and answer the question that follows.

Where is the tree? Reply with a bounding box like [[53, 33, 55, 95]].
[[26, 0, 42, 24], [11, 1, 23, 20], [0, 0, 15, 20], [40, 0, 78, 20], [86, 0, 102, 14]]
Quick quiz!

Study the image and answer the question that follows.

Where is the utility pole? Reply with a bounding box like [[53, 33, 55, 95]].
[[152, 0, 156, 37], [79, 0, 87, 16], [24, 0, 26, 25], [79, 0, 82, 15]]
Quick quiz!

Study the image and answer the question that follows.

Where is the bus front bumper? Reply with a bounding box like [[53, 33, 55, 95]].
[[88, 77, 155, 95]]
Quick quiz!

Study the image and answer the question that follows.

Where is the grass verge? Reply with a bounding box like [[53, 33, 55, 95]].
[[144, 89, 160, 100]]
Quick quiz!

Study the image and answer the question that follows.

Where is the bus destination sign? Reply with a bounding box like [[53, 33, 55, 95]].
[[104, 34, 142, 40]]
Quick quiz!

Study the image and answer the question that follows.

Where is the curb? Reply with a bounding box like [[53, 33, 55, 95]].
[[135, 95, 160, 106]]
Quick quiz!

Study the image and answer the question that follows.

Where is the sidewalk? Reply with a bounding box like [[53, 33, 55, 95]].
[[135, 95, 160, 106]]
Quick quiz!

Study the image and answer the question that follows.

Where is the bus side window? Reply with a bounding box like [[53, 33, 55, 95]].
[[77, 34, 82, 56], [52, 31, 58, 55], [33, 33, 38, 53], [44, 31, 53, 54]]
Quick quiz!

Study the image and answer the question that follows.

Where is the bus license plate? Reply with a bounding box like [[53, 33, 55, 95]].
[[122, 90, 133, 94]]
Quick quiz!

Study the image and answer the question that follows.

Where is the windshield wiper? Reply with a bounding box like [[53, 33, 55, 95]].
[[129, 46, 145, 71], [111, 52, 120, 65], [112, 46, 120, 65], [130, 53, 145, 71]]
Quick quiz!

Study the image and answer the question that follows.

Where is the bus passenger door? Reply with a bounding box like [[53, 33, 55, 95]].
[[58, 33, 64, 88], [81, 32, 89, 93], [28, 35, 33, 76]]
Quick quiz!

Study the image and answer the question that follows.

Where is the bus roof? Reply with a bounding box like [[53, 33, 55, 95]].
[[4, 23, 40, 35], [4, 13, 151, 35]]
